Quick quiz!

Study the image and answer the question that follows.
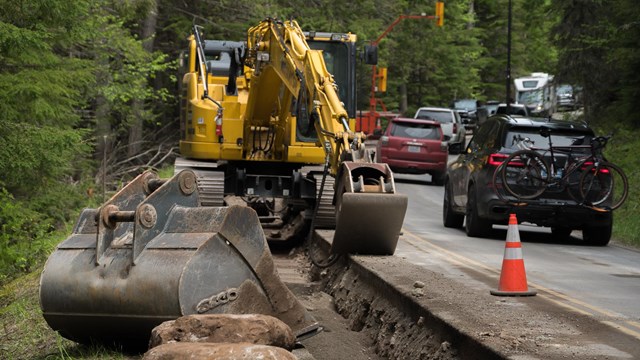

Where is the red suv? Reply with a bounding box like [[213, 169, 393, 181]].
[[375, 117, 448, 185]]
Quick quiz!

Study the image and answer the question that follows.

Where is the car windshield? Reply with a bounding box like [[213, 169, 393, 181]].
[[452, 99, 476, 110], [415, 110, 453, 123], [557, 85, 573, 96], [517, 90, 542, 105], [505, 129, 593, 150], [391, 122, 440, 139]]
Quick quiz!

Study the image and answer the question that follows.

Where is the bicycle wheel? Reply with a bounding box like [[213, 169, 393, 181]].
[[500, 150, 549, 200], [579, 161, 628, 210]]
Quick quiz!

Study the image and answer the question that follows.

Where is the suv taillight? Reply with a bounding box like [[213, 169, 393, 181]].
[[452, 122, 458, 134], [488, 153, 525, 167], [488, 153, 507, 166]]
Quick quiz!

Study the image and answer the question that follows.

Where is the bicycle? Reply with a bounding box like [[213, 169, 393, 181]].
[[496, 127, 628, 211]]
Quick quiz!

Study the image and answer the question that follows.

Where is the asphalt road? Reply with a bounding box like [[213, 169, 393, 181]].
[[390, 170, 640, 341]]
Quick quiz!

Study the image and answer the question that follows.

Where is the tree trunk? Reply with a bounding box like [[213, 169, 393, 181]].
[[467, 1, 475, 30], [399, 83, 408, 115], [128, 1, 158, 159]]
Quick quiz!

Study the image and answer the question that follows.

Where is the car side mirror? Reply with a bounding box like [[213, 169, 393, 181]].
[[443, 135, 451, 141]]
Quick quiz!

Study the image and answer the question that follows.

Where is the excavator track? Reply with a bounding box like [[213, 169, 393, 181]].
[[192, 169, 224, 206], [301, 166, 336, 229], [309, 171, 336, 230], [174, 157, 224, 207]]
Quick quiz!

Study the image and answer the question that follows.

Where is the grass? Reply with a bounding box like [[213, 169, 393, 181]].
[[555, 112, 640, 247], [600, 124, 640, 247], [0, 268, 139, 360]]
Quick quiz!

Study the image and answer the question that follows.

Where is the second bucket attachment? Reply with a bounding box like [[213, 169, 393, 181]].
[[39, 170, 316, 347]]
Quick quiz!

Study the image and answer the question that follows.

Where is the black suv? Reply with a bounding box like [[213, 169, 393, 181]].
[[443, 114, 613, 245]]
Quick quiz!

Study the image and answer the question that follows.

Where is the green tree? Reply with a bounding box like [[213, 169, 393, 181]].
[[475, 0, 556, 101], [553, 0, 640, 127], [0, 0, 94, 280], [0, 0, 94, 196]]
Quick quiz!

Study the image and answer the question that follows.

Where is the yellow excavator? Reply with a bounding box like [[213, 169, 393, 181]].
[[177, 19, 407, 249], [39, 18, 407, 348]]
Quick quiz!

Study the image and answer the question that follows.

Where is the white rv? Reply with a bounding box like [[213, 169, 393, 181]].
[[513, 72, 556, 116]]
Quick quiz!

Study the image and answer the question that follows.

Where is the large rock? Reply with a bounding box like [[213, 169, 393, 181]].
[[143, 342, 297, 360], [148, 314, 296, 350]]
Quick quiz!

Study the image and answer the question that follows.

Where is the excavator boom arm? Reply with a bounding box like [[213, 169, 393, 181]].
[[243, 19, 407, 254], [245, 19, 363, 176]]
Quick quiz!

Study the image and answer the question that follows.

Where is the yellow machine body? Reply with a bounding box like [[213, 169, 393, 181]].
[[177, 19, 407, 248]]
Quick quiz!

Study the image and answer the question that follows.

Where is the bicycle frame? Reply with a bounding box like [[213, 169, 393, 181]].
[[524, 131, 595, 199]]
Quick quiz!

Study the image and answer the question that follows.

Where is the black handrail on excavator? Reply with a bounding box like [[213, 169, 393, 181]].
[[193, 25, 223, 120]]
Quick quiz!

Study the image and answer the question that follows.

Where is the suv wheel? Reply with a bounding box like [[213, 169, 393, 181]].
[[432, 172, 446, 186], [582, 223, 612, 246], [465, 185, 492, 237], [443, 180, 464, 228]]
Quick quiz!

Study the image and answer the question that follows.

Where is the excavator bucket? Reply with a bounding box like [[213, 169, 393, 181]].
[[39, 170, 316, 348], [331, 162, 408, 255]]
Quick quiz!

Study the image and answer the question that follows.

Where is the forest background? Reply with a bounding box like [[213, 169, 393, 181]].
[[1, 0, 639, 285]]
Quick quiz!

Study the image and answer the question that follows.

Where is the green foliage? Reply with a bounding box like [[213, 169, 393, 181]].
[[87, 6, 174, 125], [0, 123, 89, 195], [0, 188, 54, 282], [589, 123, 640, 246]]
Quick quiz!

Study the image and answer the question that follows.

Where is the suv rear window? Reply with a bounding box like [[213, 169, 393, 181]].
[[496, 106, 528, 116], [415, 110, 453, 123], [391, 122, 441, 140], [504, 129, 593, 150]]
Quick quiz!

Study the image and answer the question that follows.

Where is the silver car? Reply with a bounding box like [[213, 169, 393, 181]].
[[414, 107, 467, 154]]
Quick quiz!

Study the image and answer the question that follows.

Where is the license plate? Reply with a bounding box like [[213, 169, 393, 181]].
[[408, 145, 421, 153]]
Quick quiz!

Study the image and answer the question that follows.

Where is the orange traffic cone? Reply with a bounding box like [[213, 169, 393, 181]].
[[490, 214, 537, 296]]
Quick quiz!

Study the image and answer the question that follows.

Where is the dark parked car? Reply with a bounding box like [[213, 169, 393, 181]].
[[485, 100, 500, 117], [556, 84, 577, 111], [443, 114, 613, 245], [450, 99, 488, 132], [376, 117, 448, 185]]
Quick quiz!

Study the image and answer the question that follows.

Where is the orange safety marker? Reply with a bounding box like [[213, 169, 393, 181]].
[[490, 213, 537, 296]]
